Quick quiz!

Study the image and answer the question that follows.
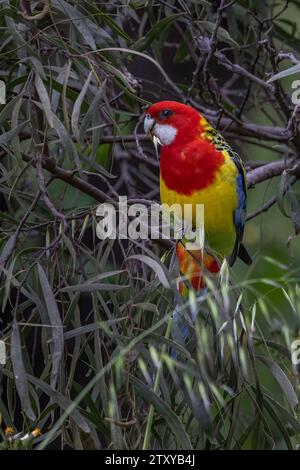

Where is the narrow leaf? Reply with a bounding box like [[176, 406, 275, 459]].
[[11, 321, 36, 421], [28, 375, 90, 433], [256, 355, 298, 408], [128, 254, 171, 289], [267, 63, 300, 83], [37, 264, 64, 390], [130, 375, 192, 449], [71, 71, 93, 141], [35, 72, 54, 128], [198, 21, 240, 48]]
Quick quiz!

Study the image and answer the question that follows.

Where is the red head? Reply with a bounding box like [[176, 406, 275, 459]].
[[144, 101, 201, 147]]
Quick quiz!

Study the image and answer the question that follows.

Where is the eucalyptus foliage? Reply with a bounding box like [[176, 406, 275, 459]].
[[0, 0, 300, 450]]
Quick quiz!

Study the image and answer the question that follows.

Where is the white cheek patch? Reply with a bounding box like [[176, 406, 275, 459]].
[[153, 123, 177, 146]]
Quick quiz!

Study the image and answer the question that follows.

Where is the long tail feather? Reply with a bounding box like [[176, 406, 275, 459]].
[[170, 240, 220, 357]]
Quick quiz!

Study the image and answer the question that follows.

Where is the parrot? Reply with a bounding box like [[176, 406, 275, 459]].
[[143, 100, 251, 353], [143, 100, 252, 270]]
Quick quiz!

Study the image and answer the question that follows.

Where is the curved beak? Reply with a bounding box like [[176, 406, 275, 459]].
[[144, 114, 156, 138]]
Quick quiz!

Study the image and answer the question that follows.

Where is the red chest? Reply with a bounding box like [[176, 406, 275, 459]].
[[160, 138, 225, 196]]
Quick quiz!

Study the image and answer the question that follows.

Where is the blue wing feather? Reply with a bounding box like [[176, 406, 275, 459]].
[[227, 151, 251, 265], [234, 172, 246, 241]]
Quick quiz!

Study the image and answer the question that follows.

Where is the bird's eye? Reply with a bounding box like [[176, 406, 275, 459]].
[[159, 109, 173, 119]]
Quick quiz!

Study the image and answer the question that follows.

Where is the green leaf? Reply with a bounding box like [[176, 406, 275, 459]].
[[131, 14, 183, 52], [71, 71, 93, 142], [128, 254, 171, 289], [52, 114, 81, 169], [0, 234, 16, 265], [262, 397, 293, 450], [79, 80, 107, 140], [52, 0, 96, 50], [173, 41, 189, 64], [37, 264, 64, 390], [11, 321, 36, 421], [256, 355, 298, 408], [0, 340, 5, 365], [72, 383, 110, 437], [197, 21, 240, 48], [2, 257, 16, 312], [253, 337, 291, 360], [34, 72, 54, 128], [64, 318, 127, 340], [263, 392, 300, 433], [61, 233, 77, 276], [60, 283, 128, 293], [130, 375, 192, 450], [96, 11, 131, 42], [27, 375, 90, 433], [267, 63, 300, 83], [0, 122, 28, 147], [101, 63, 136, 93]]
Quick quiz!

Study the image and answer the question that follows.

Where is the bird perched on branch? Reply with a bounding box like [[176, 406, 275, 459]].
[[144, 100, 252, 284]]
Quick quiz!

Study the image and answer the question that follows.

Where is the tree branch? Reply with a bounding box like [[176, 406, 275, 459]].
[[21, 153, 300, 225], [21, 154, 116, 205], [247, 158, 300, 187]]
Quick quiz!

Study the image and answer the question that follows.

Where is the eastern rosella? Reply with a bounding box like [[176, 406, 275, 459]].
[[144, 100, 251, 276]]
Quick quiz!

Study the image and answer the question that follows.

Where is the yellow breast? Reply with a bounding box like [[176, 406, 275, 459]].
[[160, 150, 238, 256]]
